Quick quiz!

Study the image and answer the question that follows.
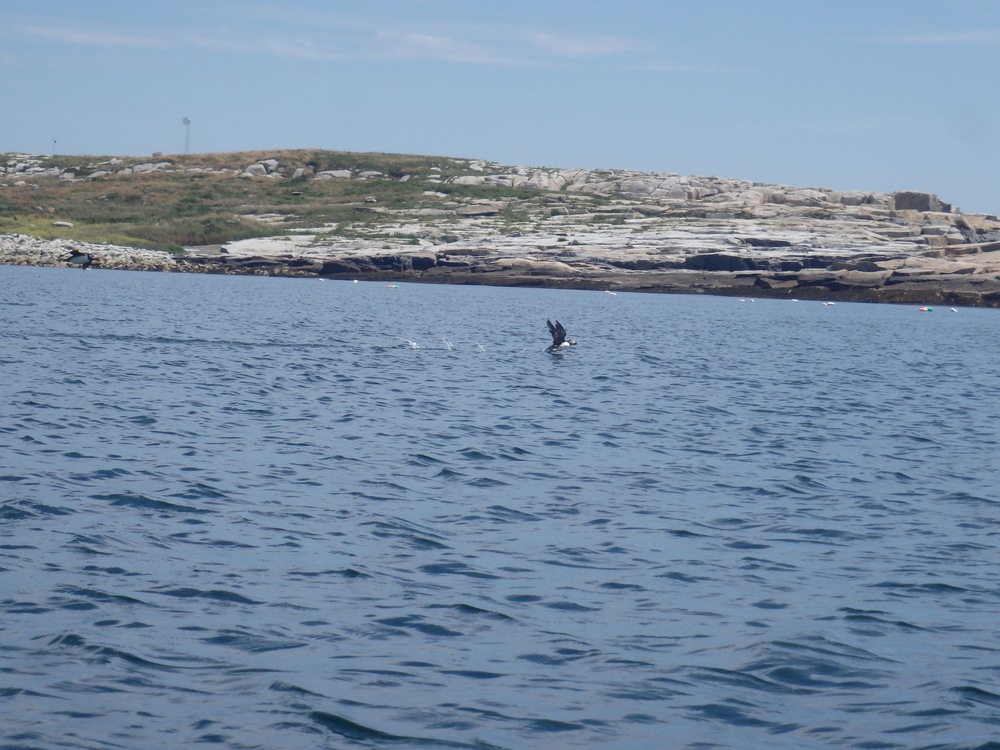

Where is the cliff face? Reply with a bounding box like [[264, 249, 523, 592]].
[[3, 152, 1000, 306]]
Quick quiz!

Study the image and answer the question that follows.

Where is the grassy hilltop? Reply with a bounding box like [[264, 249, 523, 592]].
[[0, 149, 553, 252]]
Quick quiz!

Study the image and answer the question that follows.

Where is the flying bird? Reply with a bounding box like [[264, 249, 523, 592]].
[[546, 319, 577, 352], [65, 249, 94, 269]]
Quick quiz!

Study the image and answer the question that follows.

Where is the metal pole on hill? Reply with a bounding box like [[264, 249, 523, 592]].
[[183, 117, 191, 155]]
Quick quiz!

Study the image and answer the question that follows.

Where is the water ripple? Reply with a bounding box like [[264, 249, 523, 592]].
[[2, 267, 999, 748]]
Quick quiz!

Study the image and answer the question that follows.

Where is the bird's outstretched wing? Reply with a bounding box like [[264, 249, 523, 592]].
[[547, 319, 566, 346]]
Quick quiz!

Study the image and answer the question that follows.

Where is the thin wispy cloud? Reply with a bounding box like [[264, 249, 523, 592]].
[[865, 27, 1000, 45], [631, 60, 744, 74], [525, 31, 638, 59], [185, 33, 346, 62], [222, 2, 642, 62], [11, 8, 712, 72], [372, 29, 529, 66], [19, 24, 170, 50]]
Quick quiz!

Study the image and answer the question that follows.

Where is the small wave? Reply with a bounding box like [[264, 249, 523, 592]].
[[519, 648, 600, 666], [686, 702, 799, 731], [286, 568, 371, 579], [427, 603, 516, 622], [465, 476, 510, 488], [54, 585, 151, 608], [869, 581, 971, 595], [310, 710, 506, 748], [366, 517, 451, 550], [147, 587, 262, 605], [90, 492, 209, 514], [201, 629, 305, 653], [838, 607, 927, 628], [441, 669, 506, 679], [542, 601, 600, 612], [688, 666, 814, 695], [375, 615, 464, 637], [485, 505, 542, 522], [168, 483, 231, 501], [458, 448, 495, 461], [952, 685, 1000, 707], [435, 467, 467, 479], [43, 632, 197, 672], [418, 562, 500, 580]]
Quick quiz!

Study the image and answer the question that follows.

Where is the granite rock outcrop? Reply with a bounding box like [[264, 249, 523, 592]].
[[3, 152, 1000, 306]]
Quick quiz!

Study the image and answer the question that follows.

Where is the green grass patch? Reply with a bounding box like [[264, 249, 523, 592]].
[[0, 148, 559, 251]]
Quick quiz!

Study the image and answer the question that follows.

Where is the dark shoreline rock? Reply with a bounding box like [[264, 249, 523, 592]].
[[4, 232, 1000, 307]]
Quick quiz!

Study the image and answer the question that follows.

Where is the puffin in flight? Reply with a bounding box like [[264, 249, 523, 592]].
[[546, 319, 577, 352], [65, 249, 94, 269]]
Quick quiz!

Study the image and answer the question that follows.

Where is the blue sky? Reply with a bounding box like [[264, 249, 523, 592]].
[[3, 1, 999, 214]]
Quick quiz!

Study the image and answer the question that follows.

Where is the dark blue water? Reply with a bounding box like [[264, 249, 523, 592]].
[[2, 265, 999, 749]]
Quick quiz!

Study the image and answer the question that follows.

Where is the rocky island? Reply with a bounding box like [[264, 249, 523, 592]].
[[3, 149, 1000, 306]]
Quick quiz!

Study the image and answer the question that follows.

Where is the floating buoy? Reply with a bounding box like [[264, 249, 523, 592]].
[[386, 284, 399, 288], [918, 306, 933, 312]]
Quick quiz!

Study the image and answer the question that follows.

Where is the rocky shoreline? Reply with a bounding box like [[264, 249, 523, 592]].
[[4, 153, 1000, 306], [4, 230, 999, 307]]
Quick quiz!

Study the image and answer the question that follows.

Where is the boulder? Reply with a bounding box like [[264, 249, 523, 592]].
[[455, 203, 503, 217], [828, 259, 883, 272], [781, 189, 831, 207], [893, 191, 952, 213], [755, 276, 799, 290], [618, 178, 656, 198]]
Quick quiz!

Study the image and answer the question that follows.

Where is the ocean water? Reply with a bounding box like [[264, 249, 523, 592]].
[[2, 265, 999, 750]]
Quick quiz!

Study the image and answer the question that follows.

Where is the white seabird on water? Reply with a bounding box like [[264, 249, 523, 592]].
[[546, 319, 577, 353]]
